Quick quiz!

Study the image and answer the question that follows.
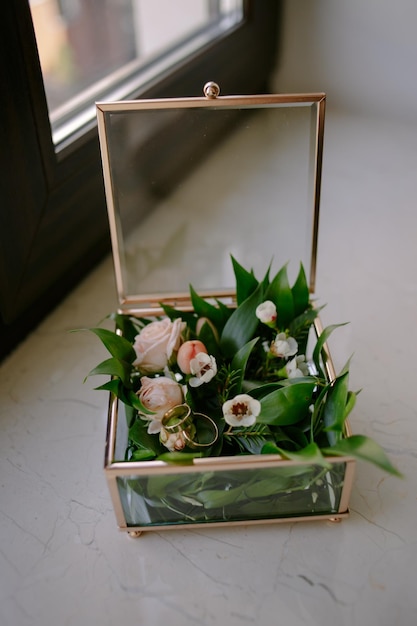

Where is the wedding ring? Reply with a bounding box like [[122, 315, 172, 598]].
[[161, 404, 193, 433], [182, 413, 219, 449]]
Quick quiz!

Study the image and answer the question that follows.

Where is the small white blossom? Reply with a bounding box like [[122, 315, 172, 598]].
[[222, 394, 261, 427], [256, 300, 277, 325], [159, 428, 187, 452], [189, 352, 217, 388], [286, 355, 309, 378], [270, 332, 298, 359]]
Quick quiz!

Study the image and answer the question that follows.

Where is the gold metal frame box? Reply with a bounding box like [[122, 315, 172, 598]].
[[96, 85, 355, 535]]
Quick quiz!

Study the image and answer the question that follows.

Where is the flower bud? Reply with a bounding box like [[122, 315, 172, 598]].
[[255, 301, 277, 326], [177, 340, 208, 374]]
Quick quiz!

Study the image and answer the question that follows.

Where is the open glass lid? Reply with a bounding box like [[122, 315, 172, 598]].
[[96, 83, 325, 313]]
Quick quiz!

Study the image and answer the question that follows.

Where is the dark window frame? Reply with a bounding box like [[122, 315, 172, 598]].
[[0, 0, 281, 360]]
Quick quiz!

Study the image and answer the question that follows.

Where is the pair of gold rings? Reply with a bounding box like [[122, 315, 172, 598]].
[[161, 403, 218, 449]]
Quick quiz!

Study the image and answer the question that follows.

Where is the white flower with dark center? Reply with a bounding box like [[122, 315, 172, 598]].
[[270, 332, 298, 359], [222, 394, 261, 427], [189, 352, 217, 388]]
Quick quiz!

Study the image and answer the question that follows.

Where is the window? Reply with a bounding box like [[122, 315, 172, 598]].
[[30, 0, 244, 147], [0, 0, 281, 360]]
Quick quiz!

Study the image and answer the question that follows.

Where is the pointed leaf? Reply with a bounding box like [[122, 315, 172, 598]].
[[86, 357, 132, 387], [291, 263, 310, 317], [85, 327, 137, 363], [229, 337, 259, 395], [257, 381, 316, 425], [312, 323, 348, 379], [220, 283, 264, 358], [156, 452, 203, 464], [323, 370, 350, 444], [130, 449, 157, 461], [189, 285, 224, 329], [275, 442, 332, 469], [323, 435, 403, 477], [231, 255, 260, 305], [160, 303, 196, 327], [265, 264, 294, 328], [110, 313, 142, 343], [196, 319, 220, 359]]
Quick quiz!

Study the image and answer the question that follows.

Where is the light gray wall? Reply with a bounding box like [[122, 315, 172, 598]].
[[273, 0, 417, 123]]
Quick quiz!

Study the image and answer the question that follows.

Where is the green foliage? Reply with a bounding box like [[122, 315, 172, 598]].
[[258, 380, 316, 426], [81, 257, 401, 484], [323, 435, 403, 478], [265, 264, 294, 328], [231, 255, 260, 304], [220, 283, 264, 358]]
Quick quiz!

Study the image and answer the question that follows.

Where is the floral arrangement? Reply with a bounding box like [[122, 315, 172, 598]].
[[84, 257, 399, 478]]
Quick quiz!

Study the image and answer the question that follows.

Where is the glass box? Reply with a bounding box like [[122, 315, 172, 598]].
[[96, 84, 355, 534]]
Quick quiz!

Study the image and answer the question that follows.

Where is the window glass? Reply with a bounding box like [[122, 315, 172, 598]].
[[29, 0, 244, 146]]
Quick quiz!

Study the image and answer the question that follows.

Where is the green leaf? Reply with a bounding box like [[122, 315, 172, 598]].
[[197, 485, 246, 508], [197, 319, 220, 359], [110, 313, 142, 343], [273, 442, 332, 470], [225, 423, 272, 455], [86, 327, 137, 363], [265, 264, 294, 329], [129, 419, 165, 455], [121, 388, 151, 413], [245, 381, 287, 398], [312, 323, 348, 379], [231, 255, 259, 305], [130, 449, 157, 461], [85, 357, 132, 387], [93, 378, 122, 394], [220, 283, 264, 358], [244, 474, 293, 497], [291, 263, 310, 317], [229, 337, 259, 396], [257, 381, 316, 426], [344, 390, 357, 420], [323, 435, 403, 477], [160, 303, 196, 327], [189, 285, 224, 329], [288, 307, 320, 340], [156, 452, 203, 464], [261, 441, 282, 455], [323, 370, 350, 444]]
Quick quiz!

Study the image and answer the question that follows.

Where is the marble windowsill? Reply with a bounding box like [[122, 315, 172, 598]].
[[1, 109, 416, 626]]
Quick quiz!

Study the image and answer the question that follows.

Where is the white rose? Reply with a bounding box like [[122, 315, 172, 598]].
[[138, 376, 184, 434], [133, 318, 185, 374]]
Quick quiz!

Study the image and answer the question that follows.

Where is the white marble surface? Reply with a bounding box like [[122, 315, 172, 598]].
[[1, 110, 416, 626]]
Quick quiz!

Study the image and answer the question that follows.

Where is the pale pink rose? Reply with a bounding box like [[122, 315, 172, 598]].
[[133, 318, 185, 374], [138, 376, 184, 434], [177, 340, 207, 374]]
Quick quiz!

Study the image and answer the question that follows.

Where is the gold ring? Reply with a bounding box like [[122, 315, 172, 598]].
[[162, 404, 192, 433], [182, 413, 219, 449]]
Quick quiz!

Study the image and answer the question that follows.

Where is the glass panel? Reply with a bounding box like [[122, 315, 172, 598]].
[[116, 462, 346, 527], [30, 0, 244, 144], [100, 98, 322, 304]]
